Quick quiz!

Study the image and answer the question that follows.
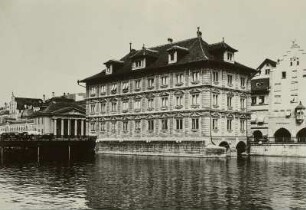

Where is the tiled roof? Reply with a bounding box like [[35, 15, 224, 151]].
[[81, 36, 255, 84], [257, 58, 277, 70], [251, 78, 270, 93], [33, 101, 85, 117], [209, 42, 238, 52]]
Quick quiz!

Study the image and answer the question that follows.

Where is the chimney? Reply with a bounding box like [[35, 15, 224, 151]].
[[129, 42, 132, 52], [63, 92, 66, 97], [43, 94, 46, 102], [197, 27, 202, 38], [168, 38, 173, 44], [52, 92, 55, 98]]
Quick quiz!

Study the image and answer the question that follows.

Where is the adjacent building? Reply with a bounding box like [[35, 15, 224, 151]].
[[80, 29, 255, 153], [268, 41, 306, 142], [250, 59, 276, 140]]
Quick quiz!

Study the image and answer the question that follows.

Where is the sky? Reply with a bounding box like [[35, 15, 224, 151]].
[[0, 0, 305, 105]]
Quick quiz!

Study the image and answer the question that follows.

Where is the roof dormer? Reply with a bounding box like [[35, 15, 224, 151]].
[[131, 45, 158, 70], [209, 41, 238, 63], [167, 45, 189, 64], [104, 59, 124, 75]]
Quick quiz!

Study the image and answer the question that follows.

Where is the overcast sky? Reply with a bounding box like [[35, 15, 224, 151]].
[[0, 0, 305, 105]]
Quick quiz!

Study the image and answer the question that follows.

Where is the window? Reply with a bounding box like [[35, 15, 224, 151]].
[[241, 98, 246, 109], [275, 95, 281, 104], [212, 119, 218, 130], [148, 78, 154, 89], [90, 122, 95, 132], [213, 94, 219, 106], [176, 118, 183, 130], [161, 119, 168, 130], [282, 72, 286, 79], [176, 73, 184, 85], [90, 86, 96, 96], [111, 102, 117, 112], [251, 97, 257, 105], [100, 85, 106, 95], [227, 119, 232, 131], [111, 121, 116, 132], [227, 52, 233, 61], [135, 120, 141, 131], [265, 69, 270, 75], [161, 97, 168, 108], [148, 120, 154, 131], [111, 84, 117, 93], [133, 59, 144, 69], [192, 71, 200, 83], [213, 71, 219, 83], [122, 82, 129, 92], [191, 94, 199, 106], [100, 122, 106, 132], [169, 52, 175, 61], [106, 65, 112, 74], [227, 96, 232, 108], [122, 101, 129, 111], [101, 103, 106, 113], [148, 98, 154, 109], [227, 75, 233, 86], [240, 119, 245, 131], [161, 76, 168, 87], [176, 95, 183, 107], [90, 104, 95, 114], [134, 100, 141, 110], [135, 80, 141, 90], [192, 118, 199, 130], [123, 121, 128, 132], [241, 77, 245, 88], [259, 96, 265, 104]]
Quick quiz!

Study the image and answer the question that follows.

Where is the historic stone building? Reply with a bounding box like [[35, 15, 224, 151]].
[[81, 29, 255, 153], [268, 41, 306, 142], [250, 59, 276, 140]]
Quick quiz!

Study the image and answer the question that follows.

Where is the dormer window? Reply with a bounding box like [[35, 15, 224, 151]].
[[104, 60, 124, 75], [226, 51, 234, 62], [167, 45, 188, 64], [105, 64, 113, 75], [168, 51, 177, 64]]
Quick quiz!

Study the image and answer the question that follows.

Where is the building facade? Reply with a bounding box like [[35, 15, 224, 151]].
[[81, 30, 255, 150], [268, 41, 306, 142], [250, 59, 276, 140]]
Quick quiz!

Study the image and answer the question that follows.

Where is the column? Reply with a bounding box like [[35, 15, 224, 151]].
[[74, 119, 78, 137], [61, 118, 64, 137], [81, 120, 84, 136], [68, 119, 71, 136], [53, 119, 57, 136]]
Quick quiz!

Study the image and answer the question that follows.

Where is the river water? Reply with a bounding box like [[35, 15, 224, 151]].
[[0, 155, 306, 209]]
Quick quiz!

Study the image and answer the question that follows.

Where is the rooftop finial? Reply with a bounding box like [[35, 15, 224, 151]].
[[129, 42, 132, 52], [222, 37, 225, 43], [142, 44, 145, 49], [197, 27, 202, 38]]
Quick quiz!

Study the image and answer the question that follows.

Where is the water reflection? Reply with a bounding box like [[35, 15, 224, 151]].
[[0, 155, 306, 209]]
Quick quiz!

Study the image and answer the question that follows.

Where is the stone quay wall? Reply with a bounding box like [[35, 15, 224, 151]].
[[96, 141, 226, 158], [250, 144, 306, 157]]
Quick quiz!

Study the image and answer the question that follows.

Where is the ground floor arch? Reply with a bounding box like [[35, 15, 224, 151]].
[[219, 141, 230, 151], [297, 128, 306, 142], [236, 141, 247, 155], [253, 130, 263, 142], [274, 128, 291, 143]]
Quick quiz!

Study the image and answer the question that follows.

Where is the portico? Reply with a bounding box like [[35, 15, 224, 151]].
[[53, 118, 86, 137]]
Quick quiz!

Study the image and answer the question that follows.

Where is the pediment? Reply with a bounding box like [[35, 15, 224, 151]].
[[54, 107, 85, 116]]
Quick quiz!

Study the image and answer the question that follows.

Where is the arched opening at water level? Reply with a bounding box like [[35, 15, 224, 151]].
[[274, 128, 291, 143], [297, 128, 306, 143], [236, 141, 247, 156], [219, 141, 230, 151]]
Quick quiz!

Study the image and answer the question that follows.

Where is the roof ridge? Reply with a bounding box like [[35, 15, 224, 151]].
[[146, 37, 198, 50]]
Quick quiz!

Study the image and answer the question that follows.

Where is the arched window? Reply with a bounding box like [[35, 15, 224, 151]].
[[296, 128, 306, 143]]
